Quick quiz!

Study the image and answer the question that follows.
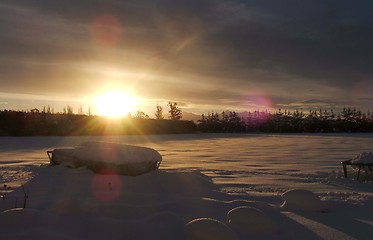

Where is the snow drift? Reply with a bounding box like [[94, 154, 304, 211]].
[[47, 141, 162, 176]]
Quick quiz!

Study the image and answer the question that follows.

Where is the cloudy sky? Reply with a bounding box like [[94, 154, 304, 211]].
[[1, 0, 373, 116]]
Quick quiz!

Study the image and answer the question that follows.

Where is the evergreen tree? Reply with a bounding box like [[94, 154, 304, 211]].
[[64, 105, 74, 115], [78, 105, 84, 115], [155, 104, 164, 120]]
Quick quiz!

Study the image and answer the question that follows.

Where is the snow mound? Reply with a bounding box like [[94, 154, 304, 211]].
[[227, 206, 278, 235], [75, 142, 162, 164], [351, 151, 373, 164], [48, 141, 162, 176], [281, 189, 325, 212], [185, 218, 238, 240]]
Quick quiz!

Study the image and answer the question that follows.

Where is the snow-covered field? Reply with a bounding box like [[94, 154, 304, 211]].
[[1, 133, 373, 239]]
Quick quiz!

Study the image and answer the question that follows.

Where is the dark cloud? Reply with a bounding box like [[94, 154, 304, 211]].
[[198, 1, 373, 83], [1, 0, 373, 112]]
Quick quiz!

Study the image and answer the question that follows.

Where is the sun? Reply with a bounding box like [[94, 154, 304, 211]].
[[93, 91, 138, 118]]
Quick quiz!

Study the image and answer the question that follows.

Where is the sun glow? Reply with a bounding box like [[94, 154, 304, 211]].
[[93, 91, 138, 118]]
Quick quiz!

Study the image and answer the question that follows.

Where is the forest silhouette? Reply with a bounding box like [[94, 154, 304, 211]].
[[199, 108, 373, 133], [1, 106, 373, 136]]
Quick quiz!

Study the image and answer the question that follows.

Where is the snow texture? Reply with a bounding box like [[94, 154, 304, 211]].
[[227, 206, 278, 235], [281, 189, 325, 212], [185, 218, 238, 240], [75, 141, 162, 164], [1, 134, 373, 240]]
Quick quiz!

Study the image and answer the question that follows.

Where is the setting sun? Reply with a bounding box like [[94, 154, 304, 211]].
[[93, 91, 138, 118]]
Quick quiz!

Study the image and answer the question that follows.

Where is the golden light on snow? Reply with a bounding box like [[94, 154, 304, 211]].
[[93, 91, 139, 118]]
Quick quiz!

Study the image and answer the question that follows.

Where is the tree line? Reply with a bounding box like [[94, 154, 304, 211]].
[[32, 102, 182, 121], [198, 108, 373, 133], [0, 102, 193, 136], [2, 104, 373, 136]]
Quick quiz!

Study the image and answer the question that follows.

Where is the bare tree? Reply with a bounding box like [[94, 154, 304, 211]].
[[168, 102, 182, 120], [134, 110, 149, 119]]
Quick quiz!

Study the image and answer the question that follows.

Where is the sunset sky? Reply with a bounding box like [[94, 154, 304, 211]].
[[1, 0, 373, 117]]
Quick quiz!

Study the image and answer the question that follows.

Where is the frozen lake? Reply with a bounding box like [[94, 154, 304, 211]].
[[1, 133, 373, 202]]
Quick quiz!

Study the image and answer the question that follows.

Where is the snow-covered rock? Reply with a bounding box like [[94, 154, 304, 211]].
[[281, 189, 325, 212], [185, 218, 238, 240], [227, 206, 278, 235]]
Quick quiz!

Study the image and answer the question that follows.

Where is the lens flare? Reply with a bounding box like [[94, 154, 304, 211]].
[[91, 14, 122, 46], [242, 92, 273, 110], [91, 169, 122, 202]]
